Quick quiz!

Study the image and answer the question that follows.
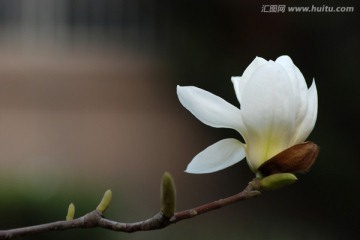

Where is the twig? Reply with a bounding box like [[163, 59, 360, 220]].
[[0, 179, 261, 239]]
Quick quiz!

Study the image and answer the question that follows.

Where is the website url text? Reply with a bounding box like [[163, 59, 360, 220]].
[[261, 5, 354, 13]]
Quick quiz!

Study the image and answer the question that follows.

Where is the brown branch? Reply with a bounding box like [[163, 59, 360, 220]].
[[172, 181, 260, 222], [0, 179, 261, 239]]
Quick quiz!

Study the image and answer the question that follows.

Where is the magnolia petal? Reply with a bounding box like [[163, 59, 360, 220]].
[[177, 85, 246, 133], [308, 80, 318, 131], [185, 138, 246, 174], [276, 56, 308, 126], [275, 56, 308, 98], [276, 56, 306, 88], [241, 62, 296, 169], [231, 76, 242, 105], [293, 66, 310, 125], [291, 80, 318, 144], [231, 57, 268, 104]]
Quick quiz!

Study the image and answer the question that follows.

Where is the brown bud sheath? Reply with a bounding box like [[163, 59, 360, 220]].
[[258, 141, 319, 176]]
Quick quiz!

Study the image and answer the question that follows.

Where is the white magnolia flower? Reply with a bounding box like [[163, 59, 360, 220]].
[[177, 55, 318, 175]]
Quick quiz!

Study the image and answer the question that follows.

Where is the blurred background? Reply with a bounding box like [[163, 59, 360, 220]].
[[0, 0, 358, 239]]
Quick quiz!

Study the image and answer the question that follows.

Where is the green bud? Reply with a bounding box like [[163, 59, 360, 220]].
[[161, 172, 176, 218], [260, 173, 297, 190], [66, 203, 75, 220], [96, 189, 112, 213]]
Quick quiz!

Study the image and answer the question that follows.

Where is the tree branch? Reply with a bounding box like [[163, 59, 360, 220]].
[[0, 179, 261, 239]]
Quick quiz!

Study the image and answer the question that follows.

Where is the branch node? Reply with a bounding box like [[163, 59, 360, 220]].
[[248, 178, 262, 191], [189, 210, 198, 217], [83, 211, 103, 228], [246, 190, 261, 199]]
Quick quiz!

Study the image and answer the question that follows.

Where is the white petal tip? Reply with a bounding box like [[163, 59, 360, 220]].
[[176, 85, 183, 92], [231, 76, 241, 84]]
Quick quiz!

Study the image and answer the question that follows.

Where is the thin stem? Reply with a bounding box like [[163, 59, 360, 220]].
[[0, 179, 261, 239], [172, 188, 261, 222]]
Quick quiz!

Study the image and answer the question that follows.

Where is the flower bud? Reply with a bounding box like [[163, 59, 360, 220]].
[[259, 173, 297, 190], [161, 172, 176, 218], [96, 189, 112, 213], [66, 203, 75, 220], [258, 141, 319, 176]]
